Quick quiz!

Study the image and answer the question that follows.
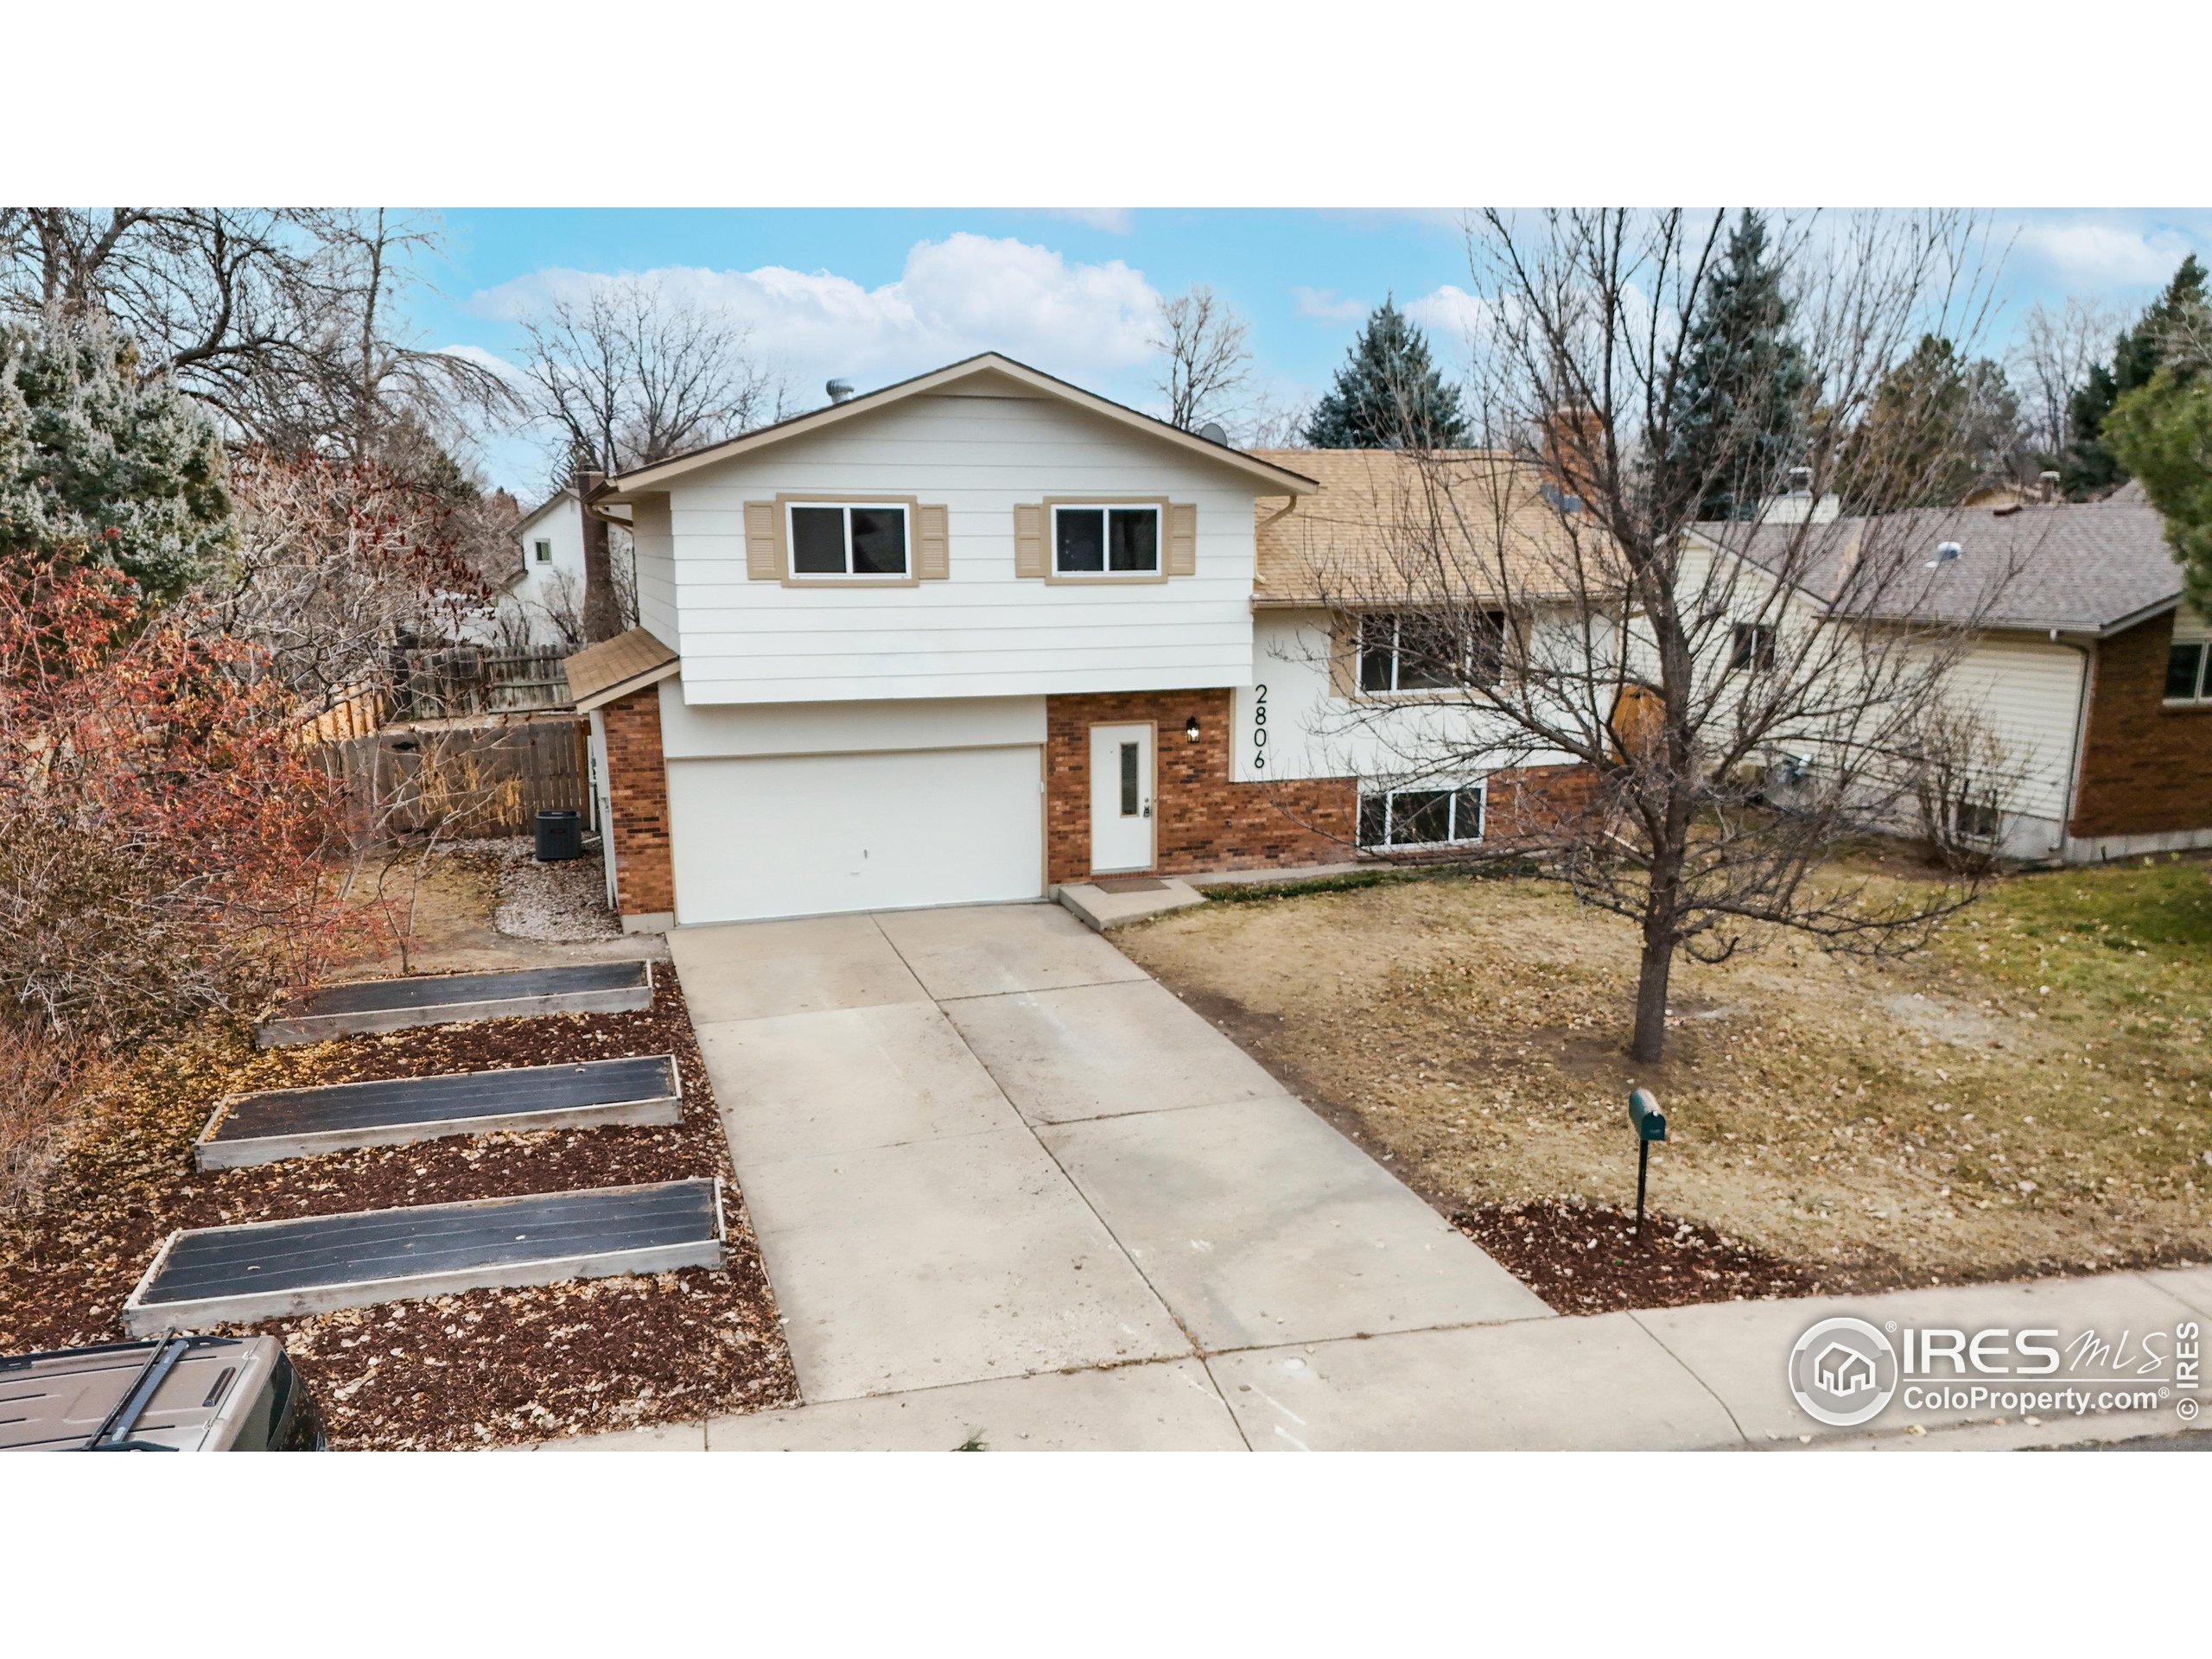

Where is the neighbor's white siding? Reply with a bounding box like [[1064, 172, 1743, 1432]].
[[655, 385, 1261, 703], [504, 494, 587, 645], [1941, 632, 2089, 825]]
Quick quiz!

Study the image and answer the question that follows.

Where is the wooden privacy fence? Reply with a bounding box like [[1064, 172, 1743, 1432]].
[[325, 715, 594, 843], [394, 645, 573, 719]]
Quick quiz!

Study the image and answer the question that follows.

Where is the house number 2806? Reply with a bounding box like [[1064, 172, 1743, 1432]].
[[1251, 683, 1268, 772]]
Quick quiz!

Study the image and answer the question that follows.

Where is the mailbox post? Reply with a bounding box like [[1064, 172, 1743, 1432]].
[[1627, 1087, 1668, 1237]]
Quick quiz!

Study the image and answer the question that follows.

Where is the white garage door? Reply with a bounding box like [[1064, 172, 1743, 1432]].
[[665, 746, 1044, 924]]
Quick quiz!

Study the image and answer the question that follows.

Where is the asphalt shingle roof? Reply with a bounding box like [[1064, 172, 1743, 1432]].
[[1703, 500, 2184, 634]]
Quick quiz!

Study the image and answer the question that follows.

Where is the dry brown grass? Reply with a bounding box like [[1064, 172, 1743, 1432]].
[[1119, 855, 2212, 1289]]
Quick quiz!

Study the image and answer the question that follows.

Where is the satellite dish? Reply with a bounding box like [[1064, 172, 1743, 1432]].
[[1197, 421, 1229, 446]]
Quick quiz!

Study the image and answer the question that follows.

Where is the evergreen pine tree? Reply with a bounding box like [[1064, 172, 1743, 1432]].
[[1656, 210, 1810, 521], [0, 320, 233, 600], [1302, 298, 1469, 448], [2059, 253, 2208, 498]]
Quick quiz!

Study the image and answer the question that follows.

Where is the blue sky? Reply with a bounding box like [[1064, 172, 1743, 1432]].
[[410, 208, 2212, 496]]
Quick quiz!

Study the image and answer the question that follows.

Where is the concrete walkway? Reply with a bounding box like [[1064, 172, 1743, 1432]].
[[526, 902, 2212, 1452]]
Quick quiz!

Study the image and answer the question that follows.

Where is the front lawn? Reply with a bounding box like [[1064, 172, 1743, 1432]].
[[1117, 855, 2212, 1308]]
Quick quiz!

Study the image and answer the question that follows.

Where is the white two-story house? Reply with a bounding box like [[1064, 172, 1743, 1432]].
[[561, 353, 1593, 930]]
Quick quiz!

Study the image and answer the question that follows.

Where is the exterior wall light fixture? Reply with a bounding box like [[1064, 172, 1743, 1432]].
[[1185, 715, 1201, 742]]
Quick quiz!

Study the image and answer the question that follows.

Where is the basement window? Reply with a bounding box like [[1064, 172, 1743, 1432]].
[[1730, 622, 1777, 673], [1953, 796, 2002, 842], [2165, 639, 2209, 703], [1357, 611, 1507, 694], [1053, 504, 1160, 575], [1358, 783, 1486, 849], [788, 503, 909, 577]]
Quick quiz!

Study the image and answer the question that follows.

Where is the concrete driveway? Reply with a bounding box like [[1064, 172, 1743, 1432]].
[[671, 901, 1547, 1446]]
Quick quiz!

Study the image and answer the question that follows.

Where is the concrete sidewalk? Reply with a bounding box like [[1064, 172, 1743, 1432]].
[[526, 1262, 2212, 1452]]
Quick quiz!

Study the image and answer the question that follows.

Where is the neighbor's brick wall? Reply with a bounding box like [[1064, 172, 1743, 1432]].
[[1045, 690, 1355, 882], [600, 685, 676, 918], [2069, 610, 2212, 839]]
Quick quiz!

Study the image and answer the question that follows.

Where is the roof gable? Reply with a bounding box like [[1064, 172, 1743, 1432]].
[[600, 353, 1319, 499]]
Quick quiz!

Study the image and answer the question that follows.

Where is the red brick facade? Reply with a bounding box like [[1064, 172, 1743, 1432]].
[[1045, 690, 1357, 882], [1042, 688, 1602, 883], [2070, 610, 2212, 839], [599, 685, 676, 919]]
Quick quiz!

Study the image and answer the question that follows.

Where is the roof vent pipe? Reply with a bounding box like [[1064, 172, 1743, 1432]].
[[826, 378, 855, 404], [2038, 468, 2062, 505]]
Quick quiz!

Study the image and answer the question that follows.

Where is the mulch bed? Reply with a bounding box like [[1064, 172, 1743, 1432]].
[[1454, 1199, 1818, 1313], [0, 970, 799, 1449]]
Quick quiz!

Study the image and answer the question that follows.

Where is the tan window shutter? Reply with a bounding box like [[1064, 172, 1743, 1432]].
[[1014, 503, 1046, 578], [1329, 613, 1358, 698], [917, 503, 950, 580], [743, 500, 780, 580], [1166, 502, 1198, 576]]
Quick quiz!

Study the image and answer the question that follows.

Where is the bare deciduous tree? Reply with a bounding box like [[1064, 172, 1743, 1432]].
[[0, 207, 512, 455], [1149, 283, 1251, 431], [2014, 294, 2128, 462], [518, 276, 784, 476], [517, 276, 782, 638], [1284, 209, 2036, 1064]]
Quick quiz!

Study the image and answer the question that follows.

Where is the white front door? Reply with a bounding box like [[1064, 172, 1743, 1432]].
[[1088, 722, 1154, 874]]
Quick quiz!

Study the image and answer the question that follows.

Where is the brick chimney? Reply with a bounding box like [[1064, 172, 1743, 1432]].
[[1538, 404, 1605, 501], [574, 461, 623, 643]]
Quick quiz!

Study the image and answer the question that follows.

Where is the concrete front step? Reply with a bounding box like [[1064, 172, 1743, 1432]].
[[1053, 877, 1206, 931]]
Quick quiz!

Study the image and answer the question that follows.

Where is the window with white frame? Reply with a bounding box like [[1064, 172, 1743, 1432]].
[[2165, 639, 2209, 703], [1356, 611, 1506, 694], [533, 538, 553, 564], [1730, 621, 1777, 673], [788, 502, 909, 577], [1357, 782, 1486, 849], [1052, 504, 1159, 575]]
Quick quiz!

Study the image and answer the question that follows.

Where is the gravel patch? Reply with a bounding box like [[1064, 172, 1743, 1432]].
[[490, 838, 622, 943]]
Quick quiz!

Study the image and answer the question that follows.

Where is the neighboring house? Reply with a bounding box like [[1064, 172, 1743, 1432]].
[[1694, 499, 2212, 863], [493, 487, 588, 646], [563, 353, 1589, 931]]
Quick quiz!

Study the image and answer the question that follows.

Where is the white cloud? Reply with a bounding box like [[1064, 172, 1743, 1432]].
[[2011, 219, 2200, 287], [471, 232, 1164, 407], [1403, 283, 1493, 344], [1292, 285, 1367, 323], [1046, 207, 1135, 234]]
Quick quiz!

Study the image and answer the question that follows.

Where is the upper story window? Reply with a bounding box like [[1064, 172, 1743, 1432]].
[[1357, 611, 1506, 695], [1053, 504, 1159, 576], [2166, 639, 2209, 703], [1730, 622, 1777, 673], [789, 503, 909, 578], [532, 539, 553, 564]]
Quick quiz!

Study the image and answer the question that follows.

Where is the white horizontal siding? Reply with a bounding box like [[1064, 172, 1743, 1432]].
[[631, 495, 677, 644], [1942, 632, 2088, 822], [1232, 609, 1577, 785], [657, 681, 1044, 760], [658, 388, 1259, 703]]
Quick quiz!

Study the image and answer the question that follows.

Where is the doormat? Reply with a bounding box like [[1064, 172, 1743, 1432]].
[[1092, 876, 1169, 893]]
